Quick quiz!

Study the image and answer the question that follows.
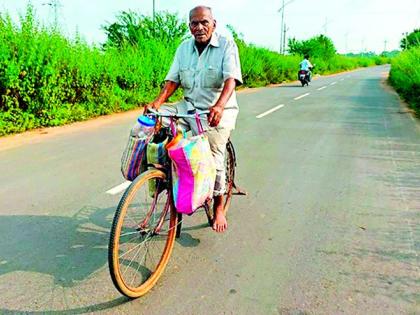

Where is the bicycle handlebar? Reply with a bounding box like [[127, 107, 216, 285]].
[[147, 108, 210, 119]]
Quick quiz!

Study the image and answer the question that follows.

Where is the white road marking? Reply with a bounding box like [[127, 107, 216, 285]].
[[294, 93, 310, 100], [340, 78, 344, 81], [256, 104, 285, 118], [330, 82, 337, 85], [317, 86, 327, 91], [106, 181, 131, 195]]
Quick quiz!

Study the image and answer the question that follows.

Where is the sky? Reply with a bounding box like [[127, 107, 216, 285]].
[[1, 0, 419, 54]]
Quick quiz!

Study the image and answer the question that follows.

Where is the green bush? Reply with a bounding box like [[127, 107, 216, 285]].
[[0, 7, 181, 135], [389, 47, 420, 115]]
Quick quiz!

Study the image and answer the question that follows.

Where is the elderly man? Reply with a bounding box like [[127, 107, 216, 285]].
[[147, 5, 242, 233]]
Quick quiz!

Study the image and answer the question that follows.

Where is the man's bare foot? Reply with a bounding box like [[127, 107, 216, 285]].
[[212, 195, 227, 233]]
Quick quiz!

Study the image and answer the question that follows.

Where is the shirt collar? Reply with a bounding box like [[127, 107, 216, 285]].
[[191, 32, 220, 52], [209, 33, 220, 47]]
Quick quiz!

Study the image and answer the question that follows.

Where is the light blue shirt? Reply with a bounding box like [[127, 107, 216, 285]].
[[299, 59, 313, 71], [165, 33, 242, 129]]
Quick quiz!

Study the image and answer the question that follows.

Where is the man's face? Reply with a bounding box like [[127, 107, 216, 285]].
[[189, 8, 216, 44]]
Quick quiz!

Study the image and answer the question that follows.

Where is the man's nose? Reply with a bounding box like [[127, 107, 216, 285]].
[[196, 22, 204, 31]]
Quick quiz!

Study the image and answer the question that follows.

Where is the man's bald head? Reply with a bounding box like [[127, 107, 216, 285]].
[[189, 6, 213, 21]]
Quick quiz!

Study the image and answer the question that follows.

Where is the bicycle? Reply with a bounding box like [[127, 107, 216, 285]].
[[108, 109, 243, 298]]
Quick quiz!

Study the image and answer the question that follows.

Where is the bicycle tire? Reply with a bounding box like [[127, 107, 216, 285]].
[[205, 140, 236, 224], [223, 140, 236, 215], [108, 169, 177, 298]]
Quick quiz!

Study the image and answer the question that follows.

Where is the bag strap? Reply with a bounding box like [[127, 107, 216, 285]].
[[195, 113, 204, 135], [169, 117, 177, 136]]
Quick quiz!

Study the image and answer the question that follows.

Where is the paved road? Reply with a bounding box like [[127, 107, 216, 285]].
[[0, 65, 419, 314]]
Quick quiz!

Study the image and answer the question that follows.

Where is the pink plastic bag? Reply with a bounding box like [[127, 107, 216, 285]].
[[168, 115, 216, 214]]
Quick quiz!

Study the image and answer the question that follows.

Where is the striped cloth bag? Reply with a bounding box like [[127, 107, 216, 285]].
[[121, 136, 148, 181]]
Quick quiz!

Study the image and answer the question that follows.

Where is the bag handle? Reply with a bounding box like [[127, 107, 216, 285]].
[[195, 113, 204, 135], [169, 117, 177, 136]]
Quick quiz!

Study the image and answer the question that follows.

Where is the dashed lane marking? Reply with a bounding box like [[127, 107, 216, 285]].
[[256, 104, 285, 118], [330, 81, 337, 85], [317, 86, 327, 91], [294, 93, 310, 100], [106, 181, 131, 195]]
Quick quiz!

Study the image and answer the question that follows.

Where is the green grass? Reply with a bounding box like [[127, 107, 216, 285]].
[[389, 47, 420, 115], [0, 8, 181, 135]]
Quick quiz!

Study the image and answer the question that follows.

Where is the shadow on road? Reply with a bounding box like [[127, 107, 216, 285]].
[[0, 297, 129, 315], [269, 84, 303, 89], [0, 206, 113, 287], [0, 204, 211, 313]]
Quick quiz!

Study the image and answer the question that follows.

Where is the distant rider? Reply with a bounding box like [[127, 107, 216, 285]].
[[299, 54, 313, 83]]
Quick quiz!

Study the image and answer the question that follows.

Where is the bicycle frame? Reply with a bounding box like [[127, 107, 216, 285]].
[[138, 108, 239, 237]]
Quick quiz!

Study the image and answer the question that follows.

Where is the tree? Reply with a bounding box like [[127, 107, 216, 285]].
[[102, 11, 189, 48], [400, 29, 420, 50], [288, 35, 336, 59]]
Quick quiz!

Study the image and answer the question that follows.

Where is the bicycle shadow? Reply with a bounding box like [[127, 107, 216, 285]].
[[0, 204, 212, 313], [176, 228, 206, 248], [0, 206, 113, 287], [0, 205, 135, 313], [0, 297, 129, 315]]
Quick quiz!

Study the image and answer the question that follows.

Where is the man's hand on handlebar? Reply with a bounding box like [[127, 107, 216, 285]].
[[143, 101, 161, 114], [208, 104, 224, 127]]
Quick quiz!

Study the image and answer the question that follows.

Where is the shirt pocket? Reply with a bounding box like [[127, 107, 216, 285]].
[[180, 68, 194, 89], [202, 66, 223, 88]]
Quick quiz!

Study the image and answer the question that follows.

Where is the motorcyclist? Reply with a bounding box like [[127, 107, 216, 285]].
[[299, 54, 313, 83]]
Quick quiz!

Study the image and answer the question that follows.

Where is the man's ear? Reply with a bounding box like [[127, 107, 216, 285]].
[[213, 19, 217, 28]]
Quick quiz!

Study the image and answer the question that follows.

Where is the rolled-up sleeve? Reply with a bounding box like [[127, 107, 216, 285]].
[[222, 40, 243, 86], [164, 47, 180, 83]]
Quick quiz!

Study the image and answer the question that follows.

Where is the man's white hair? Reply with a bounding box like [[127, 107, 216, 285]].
[[189, 6, 214, 20]]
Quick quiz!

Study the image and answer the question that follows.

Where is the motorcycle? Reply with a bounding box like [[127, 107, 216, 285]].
[[298, 66, 314, 87]]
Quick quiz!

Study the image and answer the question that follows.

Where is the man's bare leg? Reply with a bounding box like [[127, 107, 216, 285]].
[[212, 195, 227, 233]]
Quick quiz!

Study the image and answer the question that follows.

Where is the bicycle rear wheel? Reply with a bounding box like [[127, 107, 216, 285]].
[[108, 169, 177, 298], [223, 140, 236, 215], [205, 140, 236, 224]]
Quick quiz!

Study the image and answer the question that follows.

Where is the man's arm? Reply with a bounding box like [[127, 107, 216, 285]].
[[148, 81, 180, 110], [208, 78, 236, 127]]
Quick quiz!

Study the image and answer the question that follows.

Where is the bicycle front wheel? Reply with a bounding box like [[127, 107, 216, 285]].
[[108, 169, 177, 298]]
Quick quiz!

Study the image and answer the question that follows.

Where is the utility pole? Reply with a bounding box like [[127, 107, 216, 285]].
[[278, 0, 296, 54], [279, 0, 285, 54], [383, 40, 387, 52], [344, 32, 349, 54], [283, 24, 289, 54], [322, 17, 331, 36], [43, 0, 61, 29], [153, 0, 156, 24]]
